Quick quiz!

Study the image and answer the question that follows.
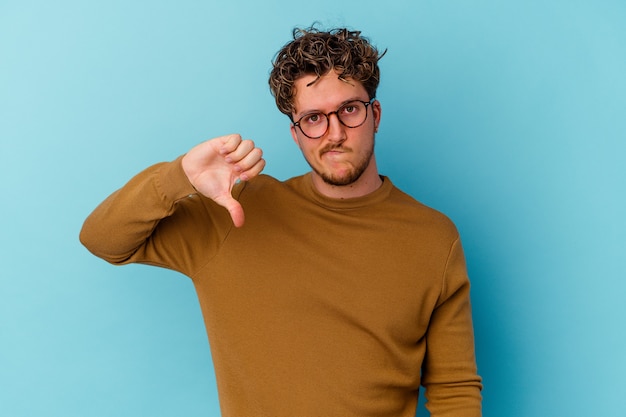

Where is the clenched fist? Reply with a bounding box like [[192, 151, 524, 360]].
[[182, 134, 265, 227]]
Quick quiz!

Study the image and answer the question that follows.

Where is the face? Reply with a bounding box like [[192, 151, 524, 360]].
[[290, 70, 381, 194]]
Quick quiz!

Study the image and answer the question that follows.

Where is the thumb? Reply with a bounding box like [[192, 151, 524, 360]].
[[214, 194, 245, 228]]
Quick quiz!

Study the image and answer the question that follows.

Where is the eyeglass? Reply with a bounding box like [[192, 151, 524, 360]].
[[290, 98, 375, 139]]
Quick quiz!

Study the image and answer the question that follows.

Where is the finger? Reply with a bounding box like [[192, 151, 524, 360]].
[[224, 139, 256, 163], [238, 157, 266, 182], [232, 146, 263, 172], [218, 134, 243, 154]]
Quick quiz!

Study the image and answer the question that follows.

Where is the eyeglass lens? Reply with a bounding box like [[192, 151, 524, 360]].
[[297, 100, 370, 139]]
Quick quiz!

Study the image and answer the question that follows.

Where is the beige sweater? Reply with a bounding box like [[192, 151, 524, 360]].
[[80, 157, 482, 417]]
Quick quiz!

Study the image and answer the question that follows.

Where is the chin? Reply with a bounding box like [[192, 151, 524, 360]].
[[319, 168, 365, 187]]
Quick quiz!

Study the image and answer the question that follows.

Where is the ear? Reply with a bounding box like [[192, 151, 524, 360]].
[[290, 124, 301, 147], [372, 100, 382, 132]]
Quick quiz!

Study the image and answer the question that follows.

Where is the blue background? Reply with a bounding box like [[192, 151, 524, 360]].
[[1, 1, 625, 416]]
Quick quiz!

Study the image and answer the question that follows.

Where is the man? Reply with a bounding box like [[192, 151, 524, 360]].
[[80, 27, 482, 417]]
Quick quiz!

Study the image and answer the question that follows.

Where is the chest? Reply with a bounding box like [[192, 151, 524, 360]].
[[196, 207, 449, 346]]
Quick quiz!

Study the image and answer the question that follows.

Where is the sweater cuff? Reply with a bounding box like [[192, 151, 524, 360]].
[[156, 155, 198, 203]]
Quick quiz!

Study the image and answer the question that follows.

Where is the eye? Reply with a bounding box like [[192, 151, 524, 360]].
[[340, 102, 361, 116], [302, 113, 324, 125]]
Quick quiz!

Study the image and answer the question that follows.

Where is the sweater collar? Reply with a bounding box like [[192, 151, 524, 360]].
[[301, 172, 394, 210]]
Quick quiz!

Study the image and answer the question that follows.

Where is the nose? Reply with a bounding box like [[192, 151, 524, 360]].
[[325, 112, 346, 143]]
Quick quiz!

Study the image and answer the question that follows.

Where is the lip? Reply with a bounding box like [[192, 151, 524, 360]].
[[321, 147, 348, 156], [321, 150, 346, 161]]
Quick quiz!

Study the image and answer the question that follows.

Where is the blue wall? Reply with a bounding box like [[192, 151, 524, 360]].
[[1, 1, 624, 416]]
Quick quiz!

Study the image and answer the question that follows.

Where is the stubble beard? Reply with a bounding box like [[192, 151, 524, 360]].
[[311, 140, 375, 187]]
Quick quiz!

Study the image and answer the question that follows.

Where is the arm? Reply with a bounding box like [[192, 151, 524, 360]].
[[422, 236, 483, 417], [79, 134, 265, 272]]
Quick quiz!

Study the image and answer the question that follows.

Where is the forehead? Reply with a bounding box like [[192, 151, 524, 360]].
[[292, 71, 368, 115]]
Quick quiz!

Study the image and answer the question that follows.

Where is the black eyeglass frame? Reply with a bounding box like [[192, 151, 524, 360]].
[[290, 98, 376, 139]]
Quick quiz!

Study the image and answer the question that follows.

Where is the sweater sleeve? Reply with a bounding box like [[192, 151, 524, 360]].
[[421, 236, 483, 417], [79, 156, 232, 276]]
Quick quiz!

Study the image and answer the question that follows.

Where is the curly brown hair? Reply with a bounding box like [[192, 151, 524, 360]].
[[269, 26, 386, 116]]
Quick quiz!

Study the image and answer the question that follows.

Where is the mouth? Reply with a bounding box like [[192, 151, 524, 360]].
[[320, 147, 349, 157]]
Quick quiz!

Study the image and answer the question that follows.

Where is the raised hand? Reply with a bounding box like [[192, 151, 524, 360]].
[[181, 134, 265, 227]]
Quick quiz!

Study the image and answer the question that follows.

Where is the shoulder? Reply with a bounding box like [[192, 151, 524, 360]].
[[385, 179, 460, 241], [234, 174, 293, 194], [233, 174, 307, 203]]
